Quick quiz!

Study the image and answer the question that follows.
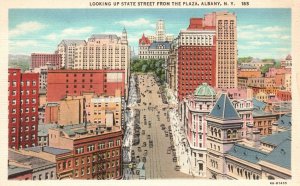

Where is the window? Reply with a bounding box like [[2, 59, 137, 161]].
[[76, 147, 84, 154]]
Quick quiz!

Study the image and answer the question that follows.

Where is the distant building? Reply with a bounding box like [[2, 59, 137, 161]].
[[57, 40, 86, 69], [48, 123, 123, 179], [138, 20, 173, 60], [242, 58, 274, 68], [147, 20, 174, 43], [73, 30, 130, 90], [46, 69, 125, 102], [8, 68, 39, 150], [31, 53, 62, 69], [280, 54, 292, 68], [238, 64, 261, 78]]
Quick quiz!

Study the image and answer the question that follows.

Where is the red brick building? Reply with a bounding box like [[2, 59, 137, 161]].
[[48, 124, 123, 180], [47, 69, 125, 102], [177, 18, 216, 101], [31, 53, 62, 69], [276, 90, 292, 101], [8, 68, 39, 149]]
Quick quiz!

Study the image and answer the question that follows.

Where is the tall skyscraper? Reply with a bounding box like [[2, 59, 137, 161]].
[[175, 18, 217, 101], [156, 20, 166, 42], [8, 68, 39, 149], [211, 12, 238, 89], [168, 11, 238, 102]]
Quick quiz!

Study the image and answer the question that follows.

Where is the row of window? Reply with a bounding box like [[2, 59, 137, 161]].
[[11, 116, 37, 123], [10, 80, 37, 87], [75, 140, 121, 154], [33, 171, 55, 180], [11, 134, 36, 142], [11, 107, 36, 114]]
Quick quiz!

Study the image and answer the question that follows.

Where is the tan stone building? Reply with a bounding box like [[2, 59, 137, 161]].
[[45, 90, 122, 126], [215, 12, 238, 89]]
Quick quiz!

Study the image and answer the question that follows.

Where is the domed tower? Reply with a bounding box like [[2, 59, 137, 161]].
[[206, 93, 243, 179], [181, 83, 217, 177]]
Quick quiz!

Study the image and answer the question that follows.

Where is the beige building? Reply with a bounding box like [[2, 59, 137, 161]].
[[215, 12, 238, 89], [73, 29, 130, 88], [57, 40, 86, 69], [45, 90, 122, 126]]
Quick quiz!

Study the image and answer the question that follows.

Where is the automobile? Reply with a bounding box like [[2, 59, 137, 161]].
[[175, 165, 181, 171], [167, 149, 171, 154], [136, 156, 140, 163], [143, 142, 147, 147], [165, 133, 168, 137], [161, 126, 165, 130], [160, 123, 165, 128], [131, 150, 135, 156], [143, 150, 148, 156], [142, 156, 147, 163], [149, 140, 153, 148], [136, 162, 145, 175], [173, 157, 177, 162]]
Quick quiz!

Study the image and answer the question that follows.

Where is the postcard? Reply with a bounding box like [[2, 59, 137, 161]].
[[0, 0, 299, 186]]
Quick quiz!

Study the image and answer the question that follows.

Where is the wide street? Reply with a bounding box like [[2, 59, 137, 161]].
[[127, 74, 195, 179]]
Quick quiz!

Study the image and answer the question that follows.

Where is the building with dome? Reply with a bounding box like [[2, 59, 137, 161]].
[[180, 83, 217, 177]]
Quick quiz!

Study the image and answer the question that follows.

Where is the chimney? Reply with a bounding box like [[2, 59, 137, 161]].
[[246, 123, 254, 140], [272, 121, 278, 134], [252, 129, 260, 148]]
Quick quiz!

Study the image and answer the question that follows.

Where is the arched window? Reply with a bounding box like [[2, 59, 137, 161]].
[[214, 128, 218, 137], [248, 172, 251, 179], [218, 129, 221, 138], [228, 164, 230, 171], [227, 130, 232, 139], [245, 171, 248, 179], [237, 168, 240, 175], [211, 127, 214, 136], [232, 130, 237, 138]]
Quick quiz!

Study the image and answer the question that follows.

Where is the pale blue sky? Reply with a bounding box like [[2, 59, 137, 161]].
[[9, 9, 291, 59]]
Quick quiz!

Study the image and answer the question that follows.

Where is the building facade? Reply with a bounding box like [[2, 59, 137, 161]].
[[181, 83, 216, 177], [57, 40, 86, 69], [48, 123, 123, 180], [46, 69, 125, 102], [45, 90, 122, 126], [177, 18, 217, 101], [73, 30, 130, 89], [8, 68, 39, 150], [31, 53, 62, 69]]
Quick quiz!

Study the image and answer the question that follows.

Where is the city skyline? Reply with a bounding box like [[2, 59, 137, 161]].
[[9, 8, 291, 59]]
